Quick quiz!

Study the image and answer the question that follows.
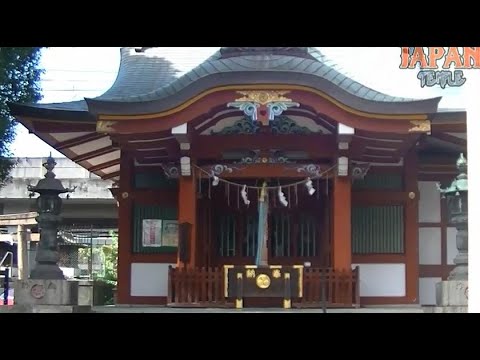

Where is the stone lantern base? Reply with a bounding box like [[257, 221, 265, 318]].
[[425, 280, 468, 313], [30, 264, 65, 280], [0, 279, 94, 313]]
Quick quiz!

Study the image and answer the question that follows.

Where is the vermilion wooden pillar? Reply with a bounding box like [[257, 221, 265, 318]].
[[177, 169, 197, 268], [404, 150, 419, 304], [117, 150, 133, 304], [332, 175, 352, 271]]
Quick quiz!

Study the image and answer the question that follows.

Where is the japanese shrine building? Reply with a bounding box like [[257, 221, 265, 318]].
[[9, 47, 467, 307]]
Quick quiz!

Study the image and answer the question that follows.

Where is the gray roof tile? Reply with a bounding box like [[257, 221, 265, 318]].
[[346, 81, 362, 93], [25, 100, 88, 111], [323, 68, 339, 82], [331, 73, 347, 86], [303, 61, 322, 73], [364, 89, 377, 100], [18, 47, 441, 115], [356, 86, 370, 98]]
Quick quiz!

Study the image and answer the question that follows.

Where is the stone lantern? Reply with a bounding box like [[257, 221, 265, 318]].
[[27, 155, 76, 280], [437, 153, 468, 280], [434, 153, 468, 312]]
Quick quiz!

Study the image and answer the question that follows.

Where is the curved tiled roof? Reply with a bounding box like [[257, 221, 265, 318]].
[[96, 47, 181, 100], [10, 47, 442, 118], [93, 46, 426, 104], [7, 99, 93, 122]]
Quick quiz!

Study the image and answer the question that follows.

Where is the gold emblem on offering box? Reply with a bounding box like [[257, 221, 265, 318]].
[[246, 269, 256, 278], [272, 269, 281, 279], [256, 274, 271, 289]]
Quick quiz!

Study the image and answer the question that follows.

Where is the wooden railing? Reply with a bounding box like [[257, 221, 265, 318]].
[[295, 267, 360, 308], [167, 266, 232, 307], [167, 266, 360, 308]]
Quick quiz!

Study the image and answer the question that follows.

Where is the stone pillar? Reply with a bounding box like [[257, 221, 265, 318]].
[[16, 225, 29, 280]]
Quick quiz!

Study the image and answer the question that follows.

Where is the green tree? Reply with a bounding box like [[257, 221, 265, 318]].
[[78, 231, 118, 305], [102, 232, 118, 286], [0, 47, 43, 186], [97, 232, 118, 305], [77, 231, 118, 284], [96, 231, 118, 305]]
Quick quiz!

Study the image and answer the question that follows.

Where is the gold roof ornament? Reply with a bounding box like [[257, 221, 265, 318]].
[[408, 120, 431, 133], [234, 90, 293, 105]]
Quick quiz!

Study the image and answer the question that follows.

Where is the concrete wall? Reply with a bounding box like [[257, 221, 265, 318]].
[[0, 157, 115, 201], [0, 157, 117, 232], [9, 157, 94, 179]]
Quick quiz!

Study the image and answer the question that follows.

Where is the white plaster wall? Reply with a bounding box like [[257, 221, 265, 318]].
[[447, 227, 458, 265], [419, 277, 441, 305], [351, 263, 406, 297], [418, 227, 442, 265], [130, 263, 176, 297], [418, 181, 441, 223]]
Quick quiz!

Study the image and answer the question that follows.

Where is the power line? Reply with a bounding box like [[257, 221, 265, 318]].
[[42, 89, 107, 92], [45, 69, 117, 74], [42, 79, 93, 82], [41, 78, 112, 82]]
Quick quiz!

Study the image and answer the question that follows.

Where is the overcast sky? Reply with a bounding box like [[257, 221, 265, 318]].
[[11, 47, 468, 157]]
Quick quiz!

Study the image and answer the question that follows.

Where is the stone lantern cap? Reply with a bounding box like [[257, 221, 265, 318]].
[[27, 155, 76, 194]]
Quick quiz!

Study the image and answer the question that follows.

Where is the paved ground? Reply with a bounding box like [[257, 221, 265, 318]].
[[93, 306, 426, 313]]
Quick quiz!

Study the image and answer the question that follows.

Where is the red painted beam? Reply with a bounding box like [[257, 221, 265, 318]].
[[432, 122, 466, 133], [89, 159, 120, 172], [363, 148, 400, 157], [112, 130, 172, 141], [101, 89, 422, 134], [133, 149, 170, 159], [102, 171, 120, 180], [71, 146, 117, 162], [135, 158, 170, 165], [32, 122, 96, 133], [117, 139, 178, 151], [431, 132, 466, 149], [199, 162, 331, 179], [56, 133, 106, 150], [352, 191, 410, 204], [192, 134, 336, 159], [392, 134, 422, 155], [349, 137, 403, 160]]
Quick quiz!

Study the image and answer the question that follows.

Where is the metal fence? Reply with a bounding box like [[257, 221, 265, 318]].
[[15, 224, 119, 305], [56, 224, 118, 280]]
